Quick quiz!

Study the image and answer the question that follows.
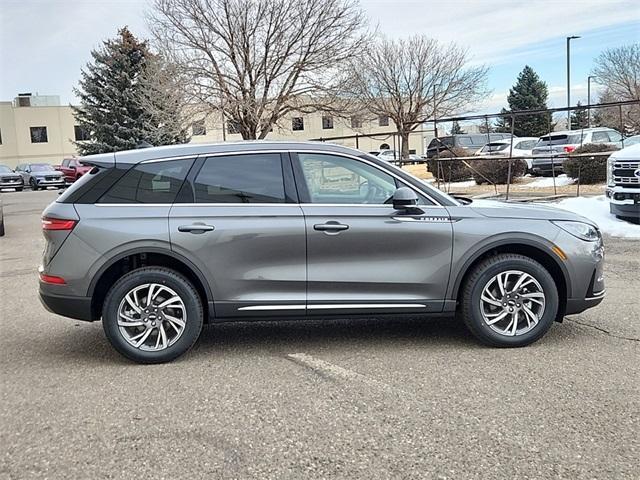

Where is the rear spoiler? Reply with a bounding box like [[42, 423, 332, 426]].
[[78, 152, 115, 169]]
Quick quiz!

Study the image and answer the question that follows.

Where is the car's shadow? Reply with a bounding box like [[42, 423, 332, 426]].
[[40, 316, 480, 365]]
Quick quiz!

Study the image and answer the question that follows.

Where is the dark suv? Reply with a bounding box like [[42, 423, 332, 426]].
[[39, 142, 605, 363]]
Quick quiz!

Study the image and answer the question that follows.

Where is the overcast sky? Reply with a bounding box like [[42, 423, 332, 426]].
[[1, 0, 638, 116]]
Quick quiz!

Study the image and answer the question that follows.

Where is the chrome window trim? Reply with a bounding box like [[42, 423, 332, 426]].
[[238, 303, 427, 311], [105, 149, 446, 207]]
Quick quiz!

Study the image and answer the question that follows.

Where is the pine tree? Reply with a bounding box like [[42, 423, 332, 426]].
[[502, 66, 553, 137], [494, 108, 512, 133], [73, 27, 187, 155], [451, 121, 465, 134], [570, 101, 589, 129]]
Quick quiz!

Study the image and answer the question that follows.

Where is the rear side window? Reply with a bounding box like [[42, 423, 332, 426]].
[[98, 159, 194, 204], [194, 154, 285, 203]]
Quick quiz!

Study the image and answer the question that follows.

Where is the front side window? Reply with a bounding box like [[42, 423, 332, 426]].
[[30, 126, 48, 143], [99, 159, 194, 204], [194, 154, 285, 203], [591, 131, 609, 143], [608, 131, 622, 142], [297, 153, 396, 204]]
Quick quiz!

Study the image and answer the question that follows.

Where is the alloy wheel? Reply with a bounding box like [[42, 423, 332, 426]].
[[479, 270, 546, 336], [117, 283, 187, 351]]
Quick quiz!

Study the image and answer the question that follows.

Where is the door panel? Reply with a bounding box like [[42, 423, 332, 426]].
[[302, 204, 453, 313], [169, 205, 306, 317]]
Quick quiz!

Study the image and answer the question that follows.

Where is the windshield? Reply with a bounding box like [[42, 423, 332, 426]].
[[31, 164, 55, 172], [0, 165, 13, 173]]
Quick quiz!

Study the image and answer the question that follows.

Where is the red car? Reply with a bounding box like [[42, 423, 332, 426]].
[[57, 158, 92, 183]]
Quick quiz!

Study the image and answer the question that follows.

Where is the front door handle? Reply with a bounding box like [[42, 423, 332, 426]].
[[178, 224, 215, 234], [314, 222, 349, 232]]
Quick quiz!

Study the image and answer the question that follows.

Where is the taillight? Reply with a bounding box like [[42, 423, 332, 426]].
[[39, 273, 67, 284], [42, 217, 77, 231], [563, 146, 576, 153]]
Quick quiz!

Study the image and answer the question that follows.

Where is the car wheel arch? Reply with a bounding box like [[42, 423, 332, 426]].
[[450, 237, 570, 322], [88, 247, 214, 322]]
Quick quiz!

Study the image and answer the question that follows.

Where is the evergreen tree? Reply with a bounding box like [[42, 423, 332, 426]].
[[493, 108, 512, 133], [73, 27, 187, 155], [451, 121, 465, 134], [502, 66, 553, 137], [570, 101, 589, 130]]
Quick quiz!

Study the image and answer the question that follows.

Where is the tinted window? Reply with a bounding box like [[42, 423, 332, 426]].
[[608, 131, 622, 142], [99, 159, 194, 204], [31, 164, 55, 172], [194, 154, 285, 203], [297, 153, 396, 204], [517, 140, 537, 149]]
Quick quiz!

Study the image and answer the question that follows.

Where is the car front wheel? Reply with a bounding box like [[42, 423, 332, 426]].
[[102, 267, 203, 363], [460, 253, 559, 347]]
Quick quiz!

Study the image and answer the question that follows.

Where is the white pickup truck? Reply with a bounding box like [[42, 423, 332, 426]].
[[606, 143, 640, 224]]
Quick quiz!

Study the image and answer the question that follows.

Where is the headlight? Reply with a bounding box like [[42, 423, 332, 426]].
[[607, 159, 614, 187], [552, 220, 600, 242]]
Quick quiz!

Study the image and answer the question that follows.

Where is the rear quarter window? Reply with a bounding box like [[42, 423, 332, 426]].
[[98, 159, 194, 204]]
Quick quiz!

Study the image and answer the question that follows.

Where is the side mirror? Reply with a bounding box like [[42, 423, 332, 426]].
[[392, 187, 419, 210]]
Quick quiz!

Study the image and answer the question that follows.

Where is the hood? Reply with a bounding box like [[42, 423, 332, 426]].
[[0, 172, 21, 178], [469, 199, 595, 225]]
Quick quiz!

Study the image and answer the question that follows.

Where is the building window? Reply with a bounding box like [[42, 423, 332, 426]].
[[192, 119, 206, 136], [30, 126, 48, 143], [292, 117, 304, 131], [378, 116, 389, 127], [350, 116, 362, 129], [74, 125, 91, 141], [322, 116, 334, 130], [227, 120, 241, 135]]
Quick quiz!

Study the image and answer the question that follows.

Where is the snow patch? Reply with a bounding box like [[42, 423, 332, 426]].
[[525, 174, 575, 188], [439, 180, 476, 189], [552, 195, 640, 238]]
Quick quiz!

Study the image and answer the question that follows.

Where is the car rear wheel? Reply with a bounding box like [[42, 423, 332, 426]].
[[460, 253, 558, 347], [102, 267, 203, 363]]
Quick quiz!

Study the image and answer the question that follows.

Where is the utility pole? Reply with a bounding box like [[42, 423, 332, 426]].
[[566, 35, 581, 130], [587, 75, 596, 128]]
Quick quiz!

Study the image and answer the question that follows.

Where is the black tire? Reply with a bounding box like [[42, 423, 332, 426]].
[[29, 179, 38, 191], [460, 253, 559, 347], [102, 267, 203, 363], [15, 187, 23, 192], [0, 219, 4, 237]]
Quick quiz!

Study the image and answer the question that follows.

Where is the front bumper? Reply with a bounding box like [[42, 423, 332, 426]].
[[605, 186, 640, 220], [0, 179, 23, 188], [35, 177, 65, 187]]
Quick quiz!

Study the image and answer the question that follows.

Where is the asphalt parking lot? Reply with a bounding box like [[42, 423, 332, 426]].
[[1, 189, 638, 480]]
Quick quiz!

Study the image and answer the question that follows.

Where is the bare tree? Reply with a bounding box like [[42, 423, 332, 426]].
[[592, 43, 640, 134], [147, 0, 368, 140], [345, 36, 489, 158], [136, 54, 194, 145]]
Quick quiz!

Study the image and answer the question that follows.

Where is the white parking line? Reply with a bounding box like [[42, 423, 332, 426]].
[[286, 352, 400, 394]]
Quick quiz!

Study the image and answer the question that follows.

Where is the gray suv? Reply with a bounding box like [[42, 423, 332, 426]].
[[39, 142, 605, 363]]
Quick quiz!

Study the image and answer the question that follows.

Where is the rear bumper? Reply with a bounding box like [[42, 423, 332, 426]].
[[531, 158, 563, 173], [39, 289, 95, 322]]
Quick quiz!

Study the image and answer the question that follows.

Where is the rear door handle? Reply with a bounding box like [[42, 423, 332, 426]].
[[178, 224, 215, 233], [314, 222, 349, 232]]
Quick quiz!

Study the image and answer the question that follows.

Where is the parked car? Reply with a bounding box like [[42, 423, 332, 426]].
[[531, 128, 623, 176], [15, 163, 65, 190], [40, 142, 605, 363], [0, 165, 24, 191], [474, 137, 539, 172], [426, 133, 514, 158], [56, 157, 93, 184], [605, 143, 640, 224]]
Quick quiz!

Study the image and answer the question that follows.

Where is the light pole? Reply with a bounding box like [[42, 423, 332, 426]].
[[566, 35, 581, 130], [587, 75, 596, 128]]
